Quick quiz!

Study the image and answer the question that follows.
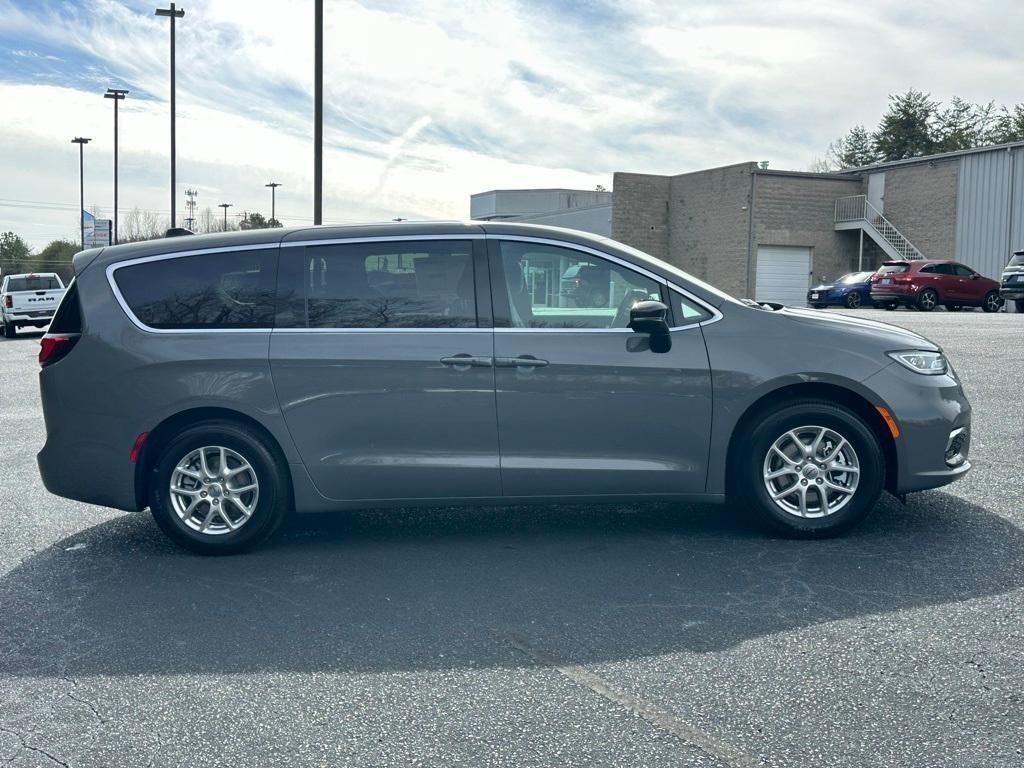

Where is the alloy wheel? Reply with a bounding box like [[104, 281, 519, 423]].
[[918, 290, 936, 311], [762, 426, 860, 519], [984, 293, 1002, 312], [169, 445, 260, 535], [846, 292, 862, 308]]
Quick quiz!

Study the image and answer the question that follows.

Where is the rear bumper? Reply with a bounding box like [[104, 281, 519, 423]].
[[2, 310, 53, 323], [870, 290, 912, 304], [861, 362, 971, 494]]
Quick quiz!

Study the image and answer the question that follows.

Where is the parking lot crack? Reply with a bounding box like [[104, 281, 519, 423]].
[[0, 726, 71, 768], [494, 629, 764, 768]]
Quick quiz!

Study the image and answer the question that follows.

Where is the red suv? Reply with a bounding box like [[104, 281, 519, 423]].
[[869, 260, 1003, 312]]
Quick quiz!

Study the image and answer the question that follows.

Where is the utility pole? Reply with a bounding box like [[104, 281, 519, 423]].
[[313, 0, 323, 225], [218, 202, 232, 231], [155, 3, 185, 228], [103, 88, 128, 244], [184, 188, 198, 230], [71, 137, 91, 250], [265, 181, 281, 225]]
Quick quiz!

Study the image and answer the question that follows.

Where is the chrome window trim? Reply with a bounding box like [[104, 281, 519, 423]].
[[272, 327, 489, 334], [103, 234, 726, 335], [106, 243, 280, 335]]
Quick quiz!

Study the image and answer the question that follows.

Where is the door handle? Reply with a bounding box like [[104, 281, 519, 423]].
[[495, 355, 549, 368], [440, 354, 493, 369]]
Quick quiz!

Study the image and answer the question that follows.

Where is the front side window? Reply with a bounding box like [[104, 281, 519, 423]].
[[495, 241, 661, 329], [115, 249, 277, 329], [953, 264, 976, 278], [278, 240, 477, 329]]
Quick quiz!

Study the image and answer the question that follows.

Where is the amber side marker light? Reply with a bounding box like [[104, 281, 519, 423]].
[[875, 405, 900, 439]]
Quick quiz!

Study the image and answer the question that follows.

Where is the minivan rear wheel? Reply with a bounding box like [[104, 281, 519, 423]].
[[149, 421, 288, 554], [738, 400, 884, 538]]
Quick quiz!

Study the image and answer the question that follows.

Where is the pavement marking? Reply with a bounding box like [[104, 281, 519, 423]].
[[497, 630, 763, 768]]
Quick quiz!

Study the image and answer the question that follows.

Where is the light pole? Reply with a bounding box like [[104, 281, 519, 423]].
[[218, 203, 232, 231], [156, 3, 185, 228], [265, 182, 281, 225], [104, 88, 128, 244], [71, 137, 91, 250], [314, 0, 323, 225]]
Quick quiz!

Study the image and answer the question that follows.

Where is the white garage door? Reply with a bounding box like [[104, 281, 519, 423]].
[[755, 246, 812, 307]]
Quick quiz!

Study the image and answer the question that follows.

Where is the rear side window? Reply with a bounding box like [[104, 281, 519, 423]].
[[6, 275, 62, 291], [276, 240, 477, 328], [877, 263, 909, 275], [49, 279, 82, 334], [114, 249, 277, 329]]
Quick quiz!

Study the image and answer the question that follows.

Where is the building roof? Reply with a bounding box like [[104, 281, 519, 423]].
[[837, 140, 1024, 174]]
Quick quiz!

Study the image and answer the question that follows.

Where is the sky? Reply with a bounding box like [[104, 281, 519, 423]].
[[1, 0, 1023, 250]]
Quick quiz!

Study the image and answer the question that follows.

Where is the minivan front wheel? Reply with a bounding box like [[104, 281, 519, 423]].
[[738, 401, 884, 537], [149, 421, 288, 554]]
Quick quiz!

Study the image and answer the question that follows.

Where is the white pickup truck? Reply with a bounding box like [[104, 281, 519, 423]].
[[1, 272, 66, 338]]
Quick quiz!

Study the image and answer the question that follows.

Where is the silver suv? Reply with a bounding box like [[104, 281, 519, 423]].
[[37, 222, 971, 553]]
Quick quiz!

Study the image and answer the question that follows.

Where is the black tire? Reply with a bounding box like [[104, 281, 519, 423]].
[[2, 321, 14, 339], [916, 288, 938, 311], [149, 420, 289, 555], [946, 304, 962, 312], [982, 290, 1003, 313], [1015, 299, 1024, 313], [736, 399, 884, 538], [844, 291, 863, 309]]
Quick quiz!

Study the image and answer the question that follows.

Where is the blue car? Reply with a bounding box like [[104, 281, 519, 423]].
[[807, 271, 876, 309]]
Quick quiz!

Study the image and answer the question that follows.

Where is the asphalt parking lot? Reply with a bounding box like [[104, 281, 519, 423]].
[[1, 309, 1022, 767]]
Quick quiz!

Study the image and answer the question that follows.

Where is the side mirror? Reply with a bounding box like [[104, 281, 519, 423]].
[[971, 273, 980, 280], [628, 300, 671, 353]]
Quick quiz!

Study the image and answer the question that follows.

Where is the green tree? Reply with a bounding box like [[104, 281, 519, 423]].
[[873, 89, 938, 161], [0, 231, 32, 274], [35, 239, 79, 283], [934, 96, 984, 152], [828, 124, 878, 168], [987, 104, 1024, 144], [240, 212, 282, 230]]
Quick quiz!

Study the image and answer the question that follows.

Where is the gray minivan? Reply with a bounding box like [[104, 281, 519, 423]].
[[38, 222, 971, 554]]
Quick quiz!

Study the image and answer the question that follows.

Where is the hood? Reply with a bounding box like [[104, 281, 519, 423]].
[[810, 282, 837, 291], [777, 306, 940, 351]]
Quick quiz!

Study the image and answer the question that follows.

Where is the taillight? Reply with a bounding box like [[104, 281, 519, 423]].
[[38, 334, 79, 367], [893, 276, 912, 284], [3, 295, 11, 308]]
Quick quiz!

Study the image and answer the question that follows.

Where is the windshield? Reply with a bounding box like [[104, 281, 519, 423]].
[[838, 272, 873, 284], [876, 263, 910, 275], [1008, 252, 1024, 268], [5, 275, 62, 291]]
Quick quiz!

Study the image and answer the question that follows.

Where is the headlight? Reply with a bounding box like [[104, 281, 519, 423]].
[[887, 350, 948, 375]]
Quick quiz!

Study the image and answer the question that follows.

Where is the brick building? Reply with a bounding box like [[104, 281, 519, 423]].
[[612, 142, 1024, 305]]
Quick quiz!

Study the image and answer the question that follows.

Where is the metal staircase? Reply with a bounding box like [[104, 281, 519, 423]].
[[834, 195, 924, 261]]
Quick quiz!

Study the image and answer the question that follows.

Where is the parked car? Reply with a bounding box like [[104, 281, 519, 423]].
[[869, 259, 1003, 312], [37, 224, 971, 554], [1, 272, 66, 338], [999, 250, 1024, 312], [560, 262, 611, 307], [807, 271, 875, 309]]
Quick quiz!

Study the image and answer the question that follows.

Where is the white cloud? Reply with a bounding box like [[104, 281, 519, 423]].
[[1, 0, 1023, 249]]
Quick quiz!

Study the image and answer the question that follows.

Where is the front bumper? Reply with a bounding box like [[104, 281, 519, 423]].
[[999, 285, 1024, 300], [862, 362, 971, 494]]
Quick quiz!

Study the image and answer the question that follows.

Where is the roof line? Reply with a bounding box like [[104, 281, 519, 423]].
[[837, 140, 1024, 174]]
